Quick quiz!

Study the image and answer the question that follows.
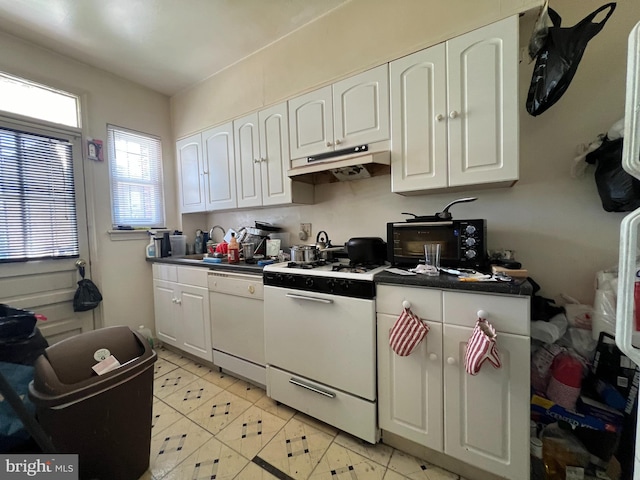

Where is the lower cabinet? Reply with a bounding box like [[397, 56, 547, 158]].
[[152, 264, 212, 362], [377, 285, 530, 479]]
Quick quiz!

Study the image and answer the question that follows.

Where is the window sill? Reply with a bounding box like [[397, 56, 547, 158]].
[[108, 229, 156, 241]]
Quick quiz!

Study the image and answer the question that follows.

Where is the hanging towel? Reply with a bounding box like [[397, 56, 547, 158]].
[[389, 307, 429, 356], [464, 317, 502, 375]]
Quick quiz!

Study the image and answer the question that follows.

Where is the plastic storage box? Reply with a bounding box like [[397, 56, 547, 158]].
[[29, 326, 157, 480]]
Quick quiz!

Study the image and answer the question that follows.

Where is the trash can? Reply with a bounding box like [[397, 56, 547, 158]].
[[29, 326, 157, 480]]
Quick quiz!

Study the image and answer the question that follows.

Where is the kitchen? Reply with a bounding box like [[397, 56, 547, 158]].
[[0, 0, 638, 479]]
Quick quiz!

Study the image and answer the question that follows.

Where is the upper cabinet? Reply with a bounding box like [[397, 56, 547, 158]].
[[176, 123, 237, 213], [390, 16, 519, 194], [176, 134, 206, 213], [203, 123, 237, 211], [288, 65, 390, 161], [234, 104, 312, 208], [177, 103, 312, 214]]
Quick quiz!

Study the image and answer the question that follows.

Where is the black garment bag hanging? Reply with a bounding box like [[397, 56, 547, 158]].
[[526, 3, 616, 116]]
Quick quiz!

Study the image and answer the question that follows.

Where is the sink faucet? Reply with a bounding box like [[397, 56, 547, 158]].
[[209, 225, 226, 242]]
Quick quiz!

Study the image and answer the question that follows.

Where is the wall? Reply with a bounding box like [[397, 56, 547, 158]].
[[0, 30, 176, 334], [174, 0, 640, 305]]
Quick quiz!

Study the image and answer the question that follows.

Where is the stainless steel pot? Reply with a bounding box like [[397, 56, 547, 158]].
[[290, 244, 319, 263]]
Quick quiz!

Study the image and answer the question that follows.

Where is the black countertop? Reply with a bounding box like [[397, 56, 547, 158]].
[[374, 269, 533, 296], [147, 256, 264, 275], [148, 257, 532, 296]]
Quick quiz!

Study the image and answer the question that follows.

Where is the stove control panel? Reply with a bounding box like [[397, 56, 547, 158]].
[[263, 272, 375, 299]]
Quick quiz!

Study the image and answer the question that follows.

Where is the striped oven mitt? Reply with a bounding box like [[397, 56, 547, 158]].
[[464, 317, 501, 375], [389, 307, 429, 356]]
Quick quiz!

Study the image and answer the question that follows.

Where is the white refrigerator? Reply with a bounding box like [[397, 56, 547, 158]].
[[617, 20, 640, 480]]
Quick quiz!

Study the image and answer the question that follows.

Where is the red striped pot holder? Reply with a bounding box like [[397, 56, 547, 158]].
[[389, 307, 429, 356], [464, 317, 502, 375]]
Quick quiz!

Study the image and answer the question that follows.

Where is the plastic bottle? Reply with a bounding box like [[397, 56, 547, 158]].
[[530, 437, 545, 480], [634, 268, 640, 330], [145, 235, 156, 258], [194, 230, 204, 254], [228, 232, 240, 264], [137, 325, 154, 348]]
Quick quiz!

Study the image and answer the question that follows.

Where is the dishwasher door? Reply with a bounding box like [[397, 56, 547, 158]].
[[208, 271, 265, 367]]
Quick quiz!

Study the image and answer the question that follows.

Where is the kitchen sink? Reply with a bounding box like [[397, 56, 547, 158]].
[[180, 253, 207, 260]]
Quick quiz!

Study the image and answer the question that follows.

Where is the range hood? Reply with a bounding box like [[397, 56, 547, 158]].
[[288, 144, 390, 184]]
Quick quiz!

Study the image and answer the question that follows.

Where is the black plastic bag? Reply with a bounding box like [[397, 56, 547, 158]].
[[73, 279, 103, 312], [585, 137, 640, 212], [526, 3, 616, 116]]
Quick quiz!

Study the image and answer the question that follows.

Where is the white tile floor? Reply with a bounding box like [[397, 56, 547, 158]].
[[144, 347, 469, 480]]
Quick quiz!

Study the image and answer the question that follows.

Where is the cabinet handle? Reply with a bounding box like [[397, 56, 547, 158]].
[[402, 300, 411, 309], [335, 138, 341, 145], [260, 157, 266, 163], [477, 309, 489, 320], [326, 141, 333, 147], [435, 114, 444, 122], [253, 158, 260, 164], [248, 285, 255, 294], [447, 357, 456, 365], [175, 298, 182, 305], [449, 111, 459, 119], [429, 353, 438, 361], [289, 378, 336, 398]]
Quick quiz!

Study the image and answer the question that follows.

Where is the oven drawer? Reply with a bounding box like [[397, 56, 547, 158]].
[[267, 366, 378, 443]]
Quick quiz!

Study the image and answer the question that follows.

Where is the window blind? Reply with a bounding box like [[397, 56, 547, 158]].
[[108, 125, 165, 228], [0, 126, 79, 262]]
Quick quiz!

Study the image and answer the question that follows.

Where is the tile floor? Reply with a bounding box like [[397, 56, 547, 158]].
[[143, 347, 468, 480]]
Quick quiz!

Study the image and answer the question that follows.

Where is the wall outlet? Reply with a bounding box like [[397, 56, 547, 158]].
[[299, 223, 312, 241]]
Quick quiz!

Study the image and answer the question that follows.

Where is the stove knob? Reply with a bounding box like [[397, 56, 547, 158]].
[[285, 274, 295, 284], [326, 279, 336, 290], [274, 273, 284, 282], [465, 238, 476, 246], [339, 280, 350, 289], [465, 225, 476, 235], [305, 278, 314, 288], [465, 249, 477, 259]]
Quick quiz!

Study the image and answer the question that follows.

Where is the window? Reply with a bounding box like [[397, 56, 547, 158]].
[[0, 72, 80, 128], [108, 125, 165, 228], [0, 126, 79, 262]]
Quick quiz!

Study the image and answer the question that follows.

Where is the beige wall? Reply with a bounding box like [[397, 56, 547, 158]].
[[175, 0, 640, 305], [0, 30, 177, 333]]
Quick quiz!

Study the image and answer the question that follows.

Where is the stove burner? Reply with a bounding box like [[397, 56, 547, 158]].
[[331, 263, 381, 274], [287, 260, 329, 269]]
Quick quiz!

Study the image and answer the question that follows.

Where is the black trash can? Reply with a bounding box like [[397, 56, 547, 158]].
[[28, 326, 157, 480]]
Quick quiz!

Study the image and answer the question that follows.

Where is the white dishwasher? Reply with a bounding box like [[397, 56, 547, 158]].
[[208, 270, 265, 386]]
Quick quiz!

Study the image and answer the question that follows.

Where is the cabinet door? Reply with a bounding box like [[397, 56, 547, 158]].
[[234, 113, 262, 208], [378, 313, 443, 451], [176, 134, 205, 213], [202, 123, 237, 211], [259, 103, 292, 206], [390, 45, 448, 193], [288, 85, 333, 159], [153, 280, 179, 347], [443, 325, 529, 479], [447, 15, 518, 187], [333, 64, 390, 149], [178, 284, 212, 362]]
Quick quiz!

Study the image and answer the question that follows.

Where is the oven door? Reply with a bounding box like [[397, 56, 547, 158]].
[[264, 285, 376, 401], [390, 222, 459, 266]]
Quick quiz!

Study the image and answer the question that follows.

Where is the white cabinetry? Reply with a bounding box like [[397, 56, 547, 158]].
[[288, 64, 389, 161], [390, 15, 518, 194], [176, 123, 236, 213], [234, 103, 312, 208], [176, 134, 205, 213], [152, 264, 212, 362], [377, 285, 529, 479]]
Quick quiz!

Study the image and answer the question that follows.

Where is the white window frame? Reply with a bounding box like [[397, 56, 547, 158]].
[[107, 125, 165, 229]]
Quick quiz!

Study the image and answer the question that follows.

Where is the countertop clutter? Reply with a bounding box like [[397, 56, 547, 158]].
[[149, 256, 533, 296]]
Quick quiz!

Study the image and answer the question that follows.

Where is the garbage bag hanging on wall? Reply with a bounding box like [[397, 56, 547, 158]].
[[526, 3, 616, 116], [73, 263, 102, 312]]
